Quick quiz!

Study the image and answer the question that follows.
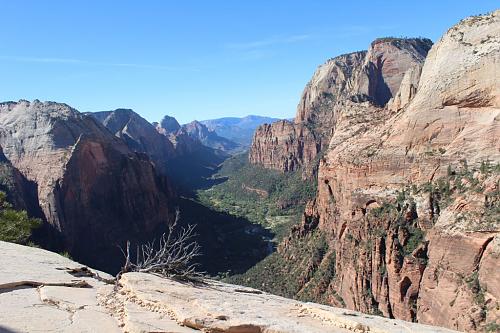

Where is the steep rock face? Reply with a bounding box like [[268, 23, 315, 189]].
[[89, 110, 228, 192], [0, 101, 174, 272], [250, 120, 319, 172], [89, 109, 175, 175], [249, 38, 432, 173], [295, 10, 499, 332], [0, 146, 41, 215], [151, 119, 228, 191], [387, 64, 423, 112]]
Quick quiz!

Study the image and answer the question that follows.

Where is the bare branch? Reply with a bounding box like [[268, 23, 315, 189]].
[[119, 209, 204, 281]]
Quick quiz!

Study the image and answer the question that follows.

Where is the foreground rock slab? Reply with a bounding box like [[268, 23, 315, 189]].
[[0, 241, 459, 332], [0, 241, 120, 333]]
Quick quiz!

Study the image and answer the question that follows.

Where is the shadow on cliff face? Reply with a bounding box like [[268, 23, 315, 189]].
[[177, 197, 274, 276], [167, 158, 227, 195], [59, 196, 273, 277]]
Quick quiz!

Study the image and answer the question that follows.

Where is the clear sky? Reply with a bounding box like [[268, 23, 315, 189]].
[[0, 1, 497, 124]]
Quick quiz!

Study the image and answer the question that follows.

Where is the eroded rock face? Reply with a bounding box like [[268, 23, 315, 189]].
[[88, 109, 176, 176], [249, 38, 432, 173], [0, 241, 121, 333], [249, 120, 319, 172], [153, 119, 228, 191], [288, 10, 499, 332], [0, 101, 175, 272], [0, 241, 459, 333], [387, 64, 423, 112], [0, 146, 42, 215]]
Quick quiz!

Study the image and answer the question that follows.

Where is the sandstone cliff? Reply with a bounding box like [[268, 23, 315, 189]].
[[0, 146, 42, 216], [249, 38, 432, 174], [88, 110, 227, 192], [0, 101, 175, 272], [89, 109, 176, 176], [0, 241, 459, 333], [155, 118, 228, 191], [264, 10, 499, 333]]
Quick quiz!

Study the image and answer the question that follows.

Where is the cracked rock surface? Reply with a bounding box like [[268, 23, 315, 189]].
[[0, 241, 459, 332]]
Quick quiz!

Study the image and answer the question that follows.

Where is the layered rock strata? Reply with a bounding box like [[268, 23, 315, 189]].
[[249, 38, 433, 173], [89, 110, 227, 192], [89, 109, 176, 175], [0, 101, 175, 271], [281, 10, 500, 332]]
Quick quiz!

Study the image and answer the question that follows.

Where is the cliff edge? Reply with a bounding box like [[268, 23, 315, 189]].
[[0, 241, 459, 333]]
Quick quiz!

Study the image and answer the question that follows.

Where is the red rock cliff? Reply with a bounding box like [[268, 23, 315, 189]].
[[289, 10, 500, 332], [249, 38, 432, 174], [0, 101, 175, 272]]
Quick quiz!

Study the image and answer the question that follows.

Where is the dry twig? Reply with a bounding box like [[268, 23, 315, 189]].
[[119, 209, 203, 281]]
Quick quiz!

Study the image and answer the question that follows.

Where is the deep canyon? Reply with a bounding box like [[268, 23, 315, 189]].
[[0, 9, 498, 333]]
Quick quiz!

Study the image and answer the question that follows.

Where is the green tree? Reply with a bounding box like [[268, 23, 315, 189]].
[[0, 191, 41, 244]]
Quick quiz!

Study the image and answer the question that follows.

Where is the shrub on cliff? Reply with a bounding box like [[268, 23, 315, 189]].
[[120, 210, 203, 281], [0, 191, 41, 244]]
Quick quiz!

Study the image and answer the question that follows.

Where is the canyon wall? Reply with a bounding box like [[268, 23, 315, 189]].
[[286, 10, 500, 332], [0, 101, 175, 272], [89, 110, 228, 192], [249, 38, 433, 174]]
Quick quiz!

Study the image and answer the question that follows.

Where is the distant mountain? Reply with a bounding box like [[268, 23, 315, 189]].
[[88, 110, 228, 192], [200, 115, 280, 146], [182, 120, 242, 154]]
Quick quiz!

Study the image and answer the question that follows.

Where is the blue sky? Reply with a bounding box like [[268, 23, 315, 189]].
[[0, 1, 497, 124]]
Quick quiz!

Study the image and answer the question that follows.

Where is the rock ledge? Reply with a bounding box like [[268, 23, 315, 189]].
[[0, 241, 460, 332]]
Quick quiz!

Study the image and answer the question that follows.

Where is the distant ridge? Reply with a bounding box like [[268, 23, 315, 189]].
[[200, 115, 281, 147]]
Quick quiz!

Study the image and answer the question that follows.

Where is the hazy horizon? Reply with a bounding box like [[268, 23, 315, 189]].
[[0, 1, 497, 123], [91, 108, 282, 125]]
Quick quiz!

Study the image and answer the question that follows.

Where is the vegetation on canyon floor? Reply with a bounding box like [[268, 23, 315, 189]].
[[197, 152, 317, 241]]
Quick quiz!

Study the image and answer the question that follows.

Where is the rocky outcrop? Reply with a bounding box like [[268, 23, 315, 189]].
[[0, 241, 459, 333], [249, 38, 432, 173], [89, 110, 228, 192], [157, 115, 181, 134], [182, 120, 241, 154], [275, 10, 499, 332], [386, 64, 423, 112], [151, 119, 228, 191], [0, 146, 42, 215], [0, 101, 175, 272], [250, 120, 319, 172]]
